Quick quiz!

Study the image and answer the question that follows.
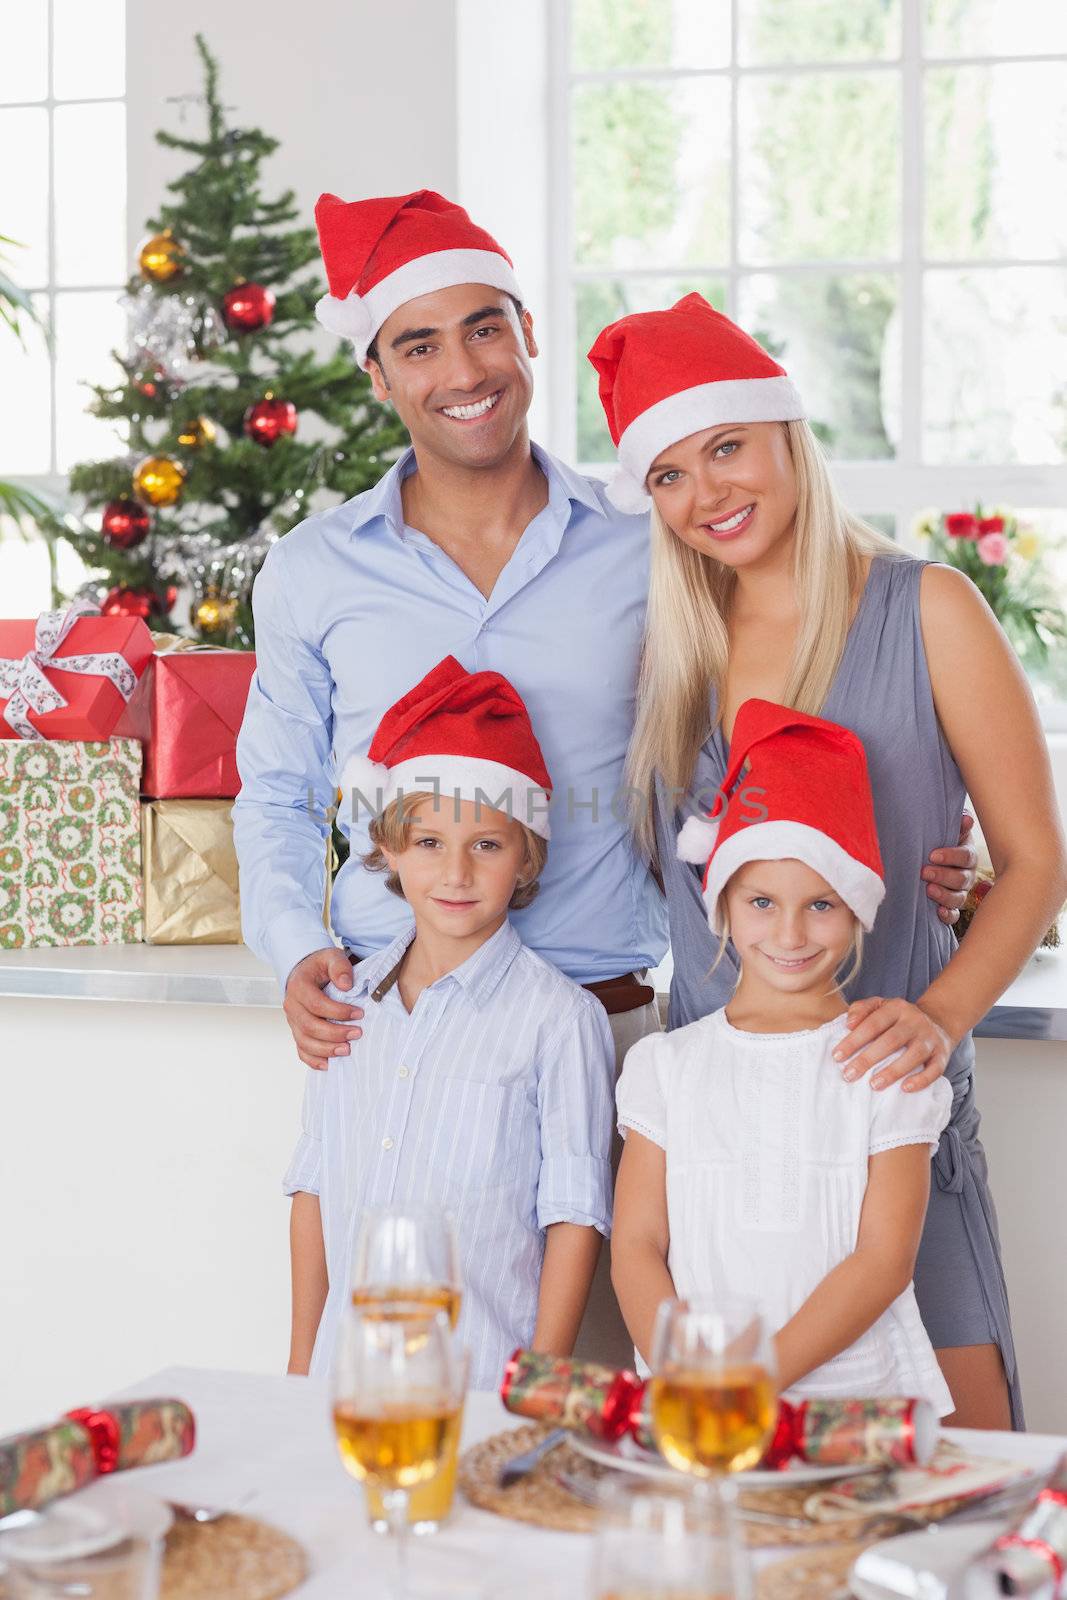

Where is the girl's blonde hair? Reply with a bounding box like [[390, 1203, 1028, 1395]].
[[363, 790, 548, 911], [626, 420, 898, 859]]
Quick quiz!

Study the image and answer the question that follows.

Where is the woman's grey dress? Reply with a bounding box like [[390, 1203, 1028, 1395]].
[[656, 552, 1023, 1427]]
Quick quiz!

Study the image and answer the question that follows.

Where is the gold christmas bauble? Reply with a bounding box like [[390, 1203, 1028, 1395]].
[[132, 454, 186, 507], [192, 588, 238, 636], [176, 416, 217, 450], [138, 229, 186, 283]]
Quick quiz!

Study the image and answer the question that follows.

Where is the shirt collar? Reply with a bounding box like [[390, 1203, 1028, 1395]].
[[530, 443, 608, 521], [348, 926, 416, 999], [347, 443, 607, 542], [350, 918, 524, 1009], [444, 918, 524, 1006]]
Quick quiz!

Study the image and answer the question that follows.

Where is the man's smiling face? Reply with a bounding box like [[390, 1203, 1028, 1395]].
[[366, 283, 538, 471]]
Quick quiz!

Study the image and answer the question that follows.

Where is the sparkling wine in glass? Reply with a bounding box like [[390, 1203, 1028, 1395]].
[[649, 1298, 777, 1480], [331, 1304, 465, 1595], [351, 1208, 463, 1327]]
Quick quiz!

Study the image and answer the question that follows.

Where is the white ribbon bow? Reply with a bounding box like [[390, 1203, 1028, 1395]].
[[0, 598, 139, 740]]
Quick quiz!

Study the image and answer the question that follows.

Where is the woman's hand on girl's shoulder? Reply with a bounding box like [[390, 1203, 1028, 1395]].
[[833, 995, 953, 1091]]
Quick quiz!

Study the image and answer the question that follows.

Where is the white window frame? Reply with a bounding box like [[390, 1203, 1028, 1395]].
[[548, 0, 1067, 525], [1, 0, 127, 506]]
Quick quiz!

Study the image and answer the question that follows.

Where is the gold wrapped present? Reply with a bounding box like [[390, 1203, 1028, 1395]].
[[141, 799, 240, 944]]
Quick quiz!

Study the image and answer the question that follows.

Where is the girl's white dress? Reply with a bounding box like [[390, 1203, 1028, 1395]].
[[616, 1009, 954, 1415]]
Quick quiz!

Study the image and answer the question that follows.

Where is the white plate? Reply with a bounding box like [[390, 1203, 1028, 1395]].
[[570, 1432, 873, 1487]]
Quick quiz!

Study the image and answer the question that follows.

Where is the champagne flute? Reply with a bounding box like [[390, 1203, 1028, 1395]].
[[351, 1207, 463, 1326], [591, 1479, 751, 1600], [331, 1304, 466, 1596], [648, 1297, 777, 1482]]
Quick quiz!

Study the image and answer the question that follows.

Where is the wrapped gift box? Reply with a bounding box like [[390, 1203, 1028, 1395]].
[[0, 606, 154, 741], [0, 741, 144, 948], [142, 799, 241, 944], [140, 647, 257, 799]]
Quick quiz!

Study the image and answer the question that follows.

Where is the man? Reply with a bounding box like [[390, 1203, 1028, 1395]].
[[233, 189, 975, 1358]]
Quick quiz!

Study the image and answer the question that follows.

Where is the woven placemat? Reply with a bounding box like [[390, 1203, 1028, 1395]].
[[460, 1423, 597, 1533], [459, 1423, 886, 1548], [756, 1539, 869, 1600], [161, 1512, 306, 1600], [0, 1512, 306, 1600]]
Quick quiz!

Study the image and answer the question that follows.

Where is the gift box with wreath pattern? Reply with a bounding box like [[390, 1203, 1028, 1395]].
[[0, 739, 143, 948]]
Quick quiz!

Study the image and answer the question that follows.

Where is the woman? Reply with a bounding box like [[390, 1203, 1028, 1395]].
[[589, 293, 1067, 1428]]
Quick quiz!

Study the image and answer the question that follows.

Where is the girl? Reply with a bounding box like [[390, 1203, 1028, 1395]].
[[590, 294, 1067, 1426], [612, 698, 953, 1410]]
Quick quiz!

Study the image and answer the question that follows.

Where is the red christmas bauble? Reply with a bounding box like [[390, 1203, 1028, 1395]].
[[222, 281, 275, 332], [101, 498, 151, 551], [101, 585, 175, 621], [243, 395, 298, 447]]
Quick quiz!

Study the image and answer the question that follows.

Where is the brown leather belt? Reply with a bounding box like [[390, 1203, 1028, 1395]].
[[583, 971, 657, 1016]]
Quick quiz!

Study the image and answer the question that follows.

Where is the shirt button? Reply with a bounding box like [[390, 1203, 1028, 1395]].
[[382, 1137, 394, 1151], [398, 1065, 409, 1079]]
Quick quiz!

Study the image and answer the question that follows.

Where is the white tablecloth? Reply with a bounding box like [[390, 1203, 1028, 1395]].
[[111, 1367, 1067, 1598]]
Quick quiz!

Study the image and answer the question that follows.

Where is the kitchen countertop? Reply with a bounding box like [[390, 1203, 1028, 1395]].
[[0, 940, 1063, 1040]]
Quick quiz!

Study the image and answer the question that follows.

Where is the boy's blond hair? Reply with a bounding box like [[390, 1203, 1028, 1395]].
[[362, 790, 548, 911]]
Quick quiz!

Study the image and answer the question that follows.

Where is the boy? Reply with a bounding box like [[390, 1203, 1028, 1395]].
[[284, 656, 615, 1387]]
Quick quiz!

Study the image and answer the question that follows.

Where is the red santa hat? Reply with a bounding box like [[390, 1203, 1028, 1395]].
[[314, 189, 522, 364], [587, 293, 805, 513], [677, 699, 885, 934], [340, 656, 552, 838]]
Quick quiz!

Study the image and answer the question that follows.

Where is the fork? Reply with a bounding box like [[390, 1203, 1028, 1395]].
[[167, 1492, 254, 1523], [497, 1428, 569, 1488]]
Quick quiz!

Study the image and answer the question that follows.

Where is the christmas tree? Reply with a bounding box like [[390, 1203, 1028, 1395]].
[[61, 34, 407, 647]]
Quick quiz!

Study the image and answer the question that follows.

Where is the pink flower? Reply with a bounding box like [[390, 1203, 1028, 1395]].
[[977, 532, 1008, 566], [945, 512, 979, 539]]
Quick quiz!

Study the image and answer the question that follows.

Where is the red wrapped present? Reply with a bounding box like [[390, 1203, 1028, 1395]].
[[139, 640, 256, 798], [0, 601, 153, 741]]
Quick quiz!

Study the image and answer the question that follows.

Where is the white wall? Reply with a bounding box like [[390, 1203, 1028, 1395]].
[[456, 0, 553, 446], [126, 1, 460, 268], [2, 996, 304, 1436], [974, 1037, 1067, 1433]]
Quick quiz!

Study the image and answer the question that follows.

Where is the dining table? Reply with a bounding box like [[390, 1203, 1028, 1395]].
[[99, 1366, 1067, 1598]]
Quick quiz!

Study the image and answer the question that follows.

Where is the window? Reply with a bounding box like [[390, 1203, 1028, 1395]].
[[551, 0, 1067, 714], [0, 0, 126, 610]]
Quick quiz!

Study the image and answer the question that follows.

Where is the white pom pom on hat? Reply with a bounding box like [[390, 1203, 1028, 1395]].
[[676, 812, 721, 864], [605, 466, 652, 515], [314, 290, 374, 347], [339, 753, 391, 819]]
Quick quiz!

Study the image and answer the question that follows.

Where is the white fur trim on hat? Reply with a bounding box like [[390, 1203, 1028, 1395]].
[[676, 813, 720, 865], [701, 819, 885, 935], [315, 247, 523, 363], [341, 752, 551, 840], [617, 376, 805, 495]]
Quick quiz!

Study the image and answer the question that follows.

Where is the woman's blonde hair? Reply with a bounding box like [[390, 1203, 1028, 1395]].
[[626, 420, 899, 859], [363, 790, 548, 911]]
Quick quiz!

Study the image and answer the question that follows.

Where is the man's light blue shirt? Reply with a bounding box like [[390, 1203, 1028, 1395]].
[[233, 444, 667, 989]]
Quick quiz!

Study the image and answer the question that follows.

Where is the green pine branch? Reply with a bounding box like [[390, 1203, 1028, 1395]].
[[58, 30, 408, 643]]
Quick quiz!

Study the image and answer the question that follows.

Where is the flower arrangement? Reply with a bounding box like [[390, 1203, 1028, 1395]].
[[916, 506, 1067, 669]]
